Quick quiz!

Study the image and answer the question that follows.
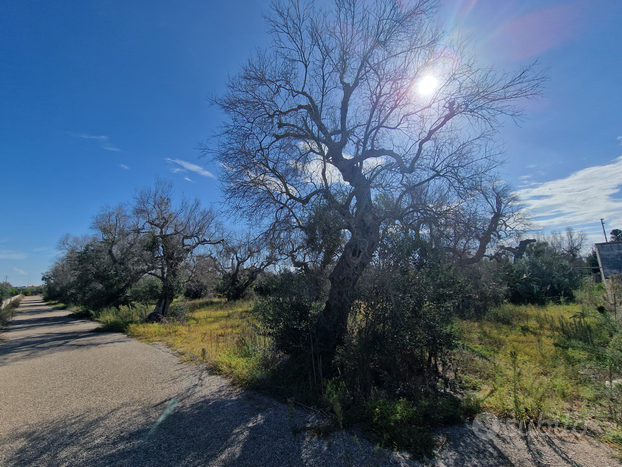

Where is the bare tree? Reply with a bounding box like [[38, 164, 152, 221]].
[[208, 0, 544, 369], [92, 205, 151, 292], [183, 253, 221, 299], [548, 227, 587, 263], [436, 181, 529, 266], [133, 180, 220, 319], [214, 233, 279, 301]]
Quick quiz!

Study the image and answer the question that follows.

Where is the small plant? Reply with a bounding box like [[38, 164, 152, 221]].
[[509, 350, 522, 421], [92, 304, 150, 332], [0, 298, 21, 325], [165, 302, 190, 324]]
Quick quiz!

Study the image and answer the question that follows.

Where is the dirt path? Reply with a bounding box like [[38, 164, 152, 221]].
[[0, 296, 619, 466]]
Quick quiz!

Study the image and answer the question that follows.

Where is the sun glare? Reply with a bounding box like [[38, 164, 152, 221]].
[[417, 75, 438, 96]]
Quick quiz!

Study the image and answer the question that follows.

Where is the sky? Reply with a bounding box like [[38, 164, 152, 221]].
[[1, 0, 621, 286]]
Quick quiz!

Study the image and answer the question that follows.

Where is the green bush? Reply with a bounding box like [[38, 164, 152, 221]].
[[339, 233, 461, 400], [0, 282, 12, 301], [507, 241, 585, 305], [355, 395, 463, 457], [128, 276, 162, 306], [1, 298, 22, 325], [166, 302, 190, 323], [252, 270, 326, 359]]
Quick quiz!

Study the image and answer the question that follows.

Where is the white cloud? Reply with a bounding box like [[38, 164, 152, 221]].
[[165, 158, 215, 178], [184, 177, 194, 183], [119, 164, 130, 170], [517, 156, 622, 242], [13, 267, 27, 276], [0, 250, 25, 260], [618, 136, 622, 145], [69, 132, 109, 141], [293, 152, 386, 187], [68, 132, 121, 152]]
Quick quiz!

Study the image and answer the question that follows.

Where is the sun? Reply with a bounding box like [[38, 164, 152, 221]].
[[417, 75, 438, 96]]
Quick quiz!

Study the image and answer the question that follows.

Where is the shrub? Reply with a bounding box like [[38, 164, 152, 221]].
[[165, 302, 190, 323], [252, 270, 326, 360], [338, 234, 462, 400], [0, 282, 10, 301], [354, 395, 463, 457], [1, 298, 21, 325], [507, 241, 585, 305], [128, 276, 162, 306]]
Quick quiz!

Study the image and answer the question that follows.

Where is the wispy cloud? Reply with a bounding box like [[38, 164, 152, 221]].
[[13, 267, 27, 276], [165, 158, 215, 179], [184, 177, 194, 183], [120, 164, 130, 170], [517, 156, 622, 242], [68, 132, 121, 152], [0, 250, 26, 260]]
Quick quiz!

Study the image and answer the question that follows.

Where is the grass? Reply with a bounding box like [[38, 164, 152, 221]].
[[47, 301, 150, 332], [93, 304, 151, 332], [127, 299, 269, 386], [456, 302, 621, 446]]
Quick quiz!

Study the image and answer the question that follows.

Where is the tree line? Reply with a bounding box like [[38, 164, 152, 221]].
[[42, 180, 276, 319]]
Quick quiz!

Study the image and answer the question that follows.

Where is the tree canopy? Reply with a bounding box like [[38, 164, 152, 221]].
[[209, 0, 544, 369]]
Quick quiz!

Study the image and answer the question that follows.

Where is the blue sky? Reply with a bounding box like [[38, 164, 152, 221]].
[[1, 0, 621, 285]]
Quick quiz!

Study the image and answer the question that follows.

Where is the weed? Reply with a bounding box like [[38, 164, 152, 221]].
[[91, 304, 150, 332], [509, 350, 522, 421], [0, 298, 21, 325]]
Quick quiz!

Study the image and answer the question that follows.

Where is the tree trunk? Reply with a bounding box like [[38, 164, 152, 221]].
[[147, 275, 176, 321], [148, 296, 173, 321], [314, 202, 380, 374]]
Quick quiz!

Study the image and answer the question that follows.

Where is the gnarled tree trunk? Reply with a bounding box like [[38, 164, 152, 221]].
[[314, 200, 380, 374]]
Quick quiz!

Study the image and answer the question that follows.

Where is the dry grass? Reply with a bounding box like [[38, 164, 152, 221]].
[[127, 299, 270, 385]]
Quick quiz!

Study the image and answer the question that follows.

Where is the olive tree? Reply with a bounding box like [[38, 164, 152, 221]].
[[214, 233, 279, 301], [133, 180, 220, 319], [434, 181, 528, 266], [209, 0, 544, 368]]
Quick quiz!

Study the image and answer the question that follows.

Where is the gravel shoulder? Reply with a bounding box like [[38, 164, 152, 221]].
[[0, 296, 619, 466]]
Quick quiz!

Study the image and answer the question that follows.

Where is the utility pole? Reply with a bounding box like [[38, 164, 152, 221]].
[[601, 219, 608, 242]]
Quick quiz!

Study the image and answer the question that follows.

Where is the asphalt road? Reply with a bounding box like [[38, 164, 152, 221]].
[[0, 296, 410, 467]]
